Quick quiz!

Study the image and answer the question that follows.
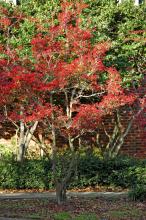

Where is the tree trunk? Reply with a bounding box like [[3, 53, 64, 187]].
[[104, 111, 134, 159], [17, 121, 38, 162], [24, 121, 38, 151], [17, 120, 25, 162], [56, 182, 67, 205], [17, 143, 25, 162], [50, 94, 76, 204], [56, 151, 77, 204]]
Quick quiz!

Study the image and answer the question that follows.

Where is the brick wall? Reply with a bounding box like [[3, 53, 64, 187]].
[[101, 110, 145, 158], [102, 79, 146, 159], [120, 118, 146, 159], [0, 121, 145, 159]]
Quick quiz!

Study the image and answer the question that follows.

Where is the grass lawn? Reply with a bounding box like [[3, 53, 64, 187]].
[[0, 197, 145, 220]]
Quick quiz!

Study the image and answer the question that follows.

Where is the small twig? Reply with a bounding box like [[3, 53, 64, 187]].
[[4, 105, 19, 129]]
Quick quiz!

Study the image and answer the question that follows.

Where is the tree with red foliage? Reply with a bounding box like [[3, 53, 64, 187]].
[[0, 1, 136, 203]]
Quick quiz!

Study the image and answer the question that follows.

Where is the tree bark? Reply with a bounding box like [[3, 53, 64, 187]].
[[104, 111, 134, 159], [17, 121, 38, 162], [56, 181, 67, 205], [55, 150, 77, 204], [24, 121, 38, 151], [50, 92, 78, 204], [17, 120, 25, 162]]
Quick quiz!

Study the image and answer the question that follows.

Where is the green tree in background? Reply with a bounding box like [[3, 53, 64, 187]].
[[1, 0, 146, 86]]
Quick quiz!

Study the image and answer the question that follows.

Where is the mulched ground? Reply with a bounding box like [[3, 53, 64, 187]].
[[0, 197, 145, 220], [69, 186, 128, 192], [0, 186, 127, 194]]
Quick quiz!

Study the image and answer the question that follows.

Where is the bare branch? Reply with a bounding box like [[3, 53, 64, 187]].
[[75, 91, 105, 99], [102, 122, 111, 139], [4, 105, 19, 129], [71, 130, 85, 142]]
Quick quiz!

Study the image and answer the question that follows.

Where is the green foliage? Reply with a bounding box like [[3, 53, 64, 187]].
[[70, 154, 146, 189], [19, 0, 60, 18], [17, 160, 47, 189], [82, 0, 146, 86], [53, 212, 97, 220], [108, 209, 142, 218], [0, 144, 15, 157], [53, 212, 71, 220], [53, 151, 76, 181], [128, 184, 146, 201], [128, 166, 146, 201], [0, 154, 145, 191], [0, 160, 18, 188], [74, 213, 97, 220], [0, 0, 60, 59], [0, 158, 53, 189], [1, 0, 146, 86]]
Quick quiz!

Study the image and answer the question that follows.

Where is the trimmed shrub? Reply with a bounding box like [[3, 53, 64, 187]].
[[0, 154, 145, 191], [70, 154, 146, 189], [129, 184, 146, 201], [0, 158, 53, 189]]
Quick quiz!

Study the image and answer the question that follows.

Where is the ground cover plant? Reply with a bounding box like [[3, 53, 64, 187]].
[[0, 197, 146, 220]]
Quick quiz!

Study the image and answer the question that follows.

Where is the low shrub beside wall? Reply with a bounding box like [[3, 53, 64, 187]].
[[0, 154, 145, 191], [71, 154, 146, 189], [0, 158, 53, 189]]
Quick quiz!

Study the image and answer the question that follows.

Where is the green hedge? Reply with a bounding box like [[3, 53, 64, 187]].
[[0, 158, 53, 189], [71, 154, 146, 189], [0, 154, 145, 190]]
